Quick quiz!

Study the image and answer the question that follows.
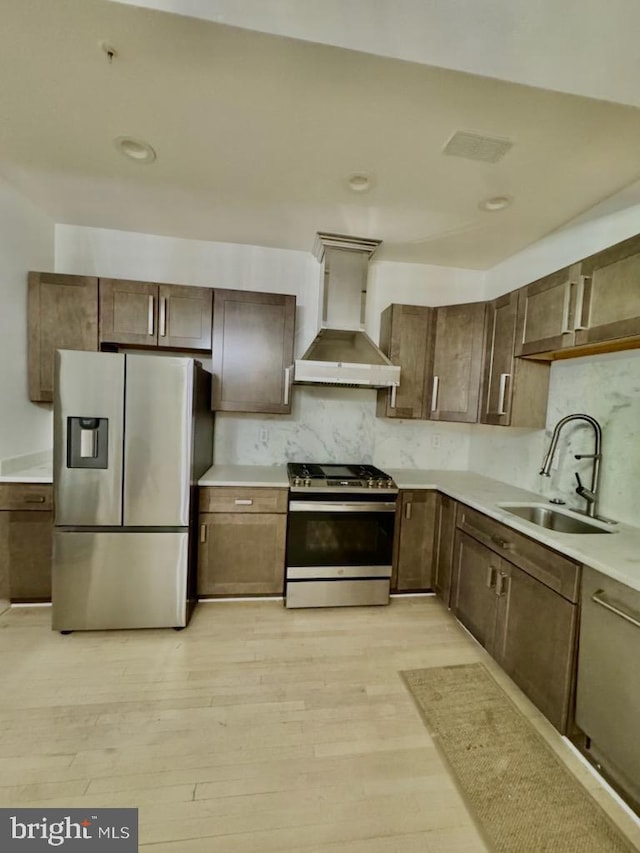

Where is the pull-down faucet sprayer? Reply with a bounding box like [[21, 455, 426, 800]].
[[539, 413, 602, 517]]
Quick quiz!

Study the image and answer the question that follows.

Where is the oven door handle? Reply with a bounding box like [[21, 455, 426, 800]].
[[289, 502, 397, 513]]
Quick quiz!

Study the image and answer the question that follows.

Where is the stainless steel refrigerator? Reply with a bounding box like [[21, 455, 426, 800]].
[[52, 350, 213, 632]]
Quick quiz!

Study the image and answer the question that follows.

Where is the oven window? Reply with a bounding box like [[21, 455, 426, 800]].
[[287, 510, 395, 567]]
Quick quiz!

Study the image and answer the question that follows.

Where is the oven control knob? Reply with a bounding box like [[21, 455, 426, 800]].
[[293, 476, 301, 486], [367, 478, 375, 488], [304, 477, 312, 487]]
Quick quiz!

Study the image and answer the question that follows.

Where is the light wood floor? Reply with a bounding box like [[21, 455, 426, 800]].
[[0, 597, 638, 852]]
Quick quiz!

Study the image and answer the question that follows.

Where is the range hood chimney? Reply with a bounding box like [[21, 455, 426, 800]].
[[294, 233, 401, 389]]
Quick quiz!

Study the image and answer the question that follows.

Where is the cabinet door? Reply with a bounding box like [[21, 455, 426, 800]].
[[575, 234, 640, 346], [212, 289, 295, 414], [481, 292, 549, 428], [4, 510, 53, 602], [158, 284, 212, 350], [428, 302, 486, 423], [376, 304, 433, 419], [452, 531, 499, 647], [493, 561, 578, 733], [197, 512, 286, 596], [515, 265, 580, 356], [28, 272, 98, 402], [393, 491, 437, 592], [433, 494, 456, 606], [99, 279, 158, 346]]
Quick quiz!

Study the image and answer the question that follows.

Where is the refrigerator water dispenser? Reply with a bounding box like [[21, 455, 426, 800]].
[[67, 417, 108, 468]]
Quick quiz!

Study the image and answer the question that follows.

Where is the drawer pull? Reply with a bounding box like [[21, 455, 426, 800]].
[[200, 524, 207, 543], [486, 565, 497, 589], [405, 501, 412, 520], [235, 499, 253, 506], [24, 495, 46, 503], [491, 534, 513, 551], [592, 590, 640, 629]]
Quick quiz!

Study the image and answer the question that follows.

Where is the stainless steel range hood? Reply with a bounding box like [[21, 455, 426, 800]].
[[294, 233, 401, 389]]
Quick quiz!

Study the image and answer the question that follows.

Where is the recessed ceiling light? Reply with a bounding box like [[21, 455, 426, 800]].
[[114, 136, 157, 164], [345, 172, 375, 193], [479, 195, 512, 212]]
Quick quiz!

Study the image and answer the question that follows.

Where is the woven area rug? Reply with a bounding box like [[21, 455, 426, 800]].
[[402, 663, 638, 853]]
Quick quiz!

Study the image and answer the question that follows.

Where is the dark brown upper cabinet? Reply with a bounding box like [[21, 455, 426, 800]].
[[99, 279, 212, 350], [574, 233, 640, 347], [28, 272, 99, 402], [211, 289, 296, 414], [515, 264, 582, 357], [376, 304, 434, 419], [427, 301, 487, 423], [481, 291, 549, 428]]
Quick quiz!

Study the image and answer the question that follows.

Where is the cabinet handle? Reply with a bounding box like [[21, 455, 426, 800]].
[[24, 495, 46, 503], [431, 375, 439, 412], [497, 373, 510, 415], [560, 280, 572, 334], [235, 499, 253, 506], [200, 524, 207, 543], [496, 572, 509, 597], [390, 385, 397, 409], [405, 501, 412, 520], [486, 565, 497, 589], [573, 275, 591, 331], [592, 590, 640, 629], [159, 297, 167, 337], [148, 295, 155, 335], [491, 534, 513, 552], [283, 365, 292, 406]]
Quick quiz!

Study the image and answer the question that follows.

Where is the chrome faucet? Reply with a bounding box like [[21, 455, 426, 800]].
[[539, 413, 602, 517]]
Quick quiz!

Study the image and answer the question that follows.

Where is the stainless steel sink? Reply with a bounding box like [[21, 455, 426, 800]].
[[498, 503, 614, 534]]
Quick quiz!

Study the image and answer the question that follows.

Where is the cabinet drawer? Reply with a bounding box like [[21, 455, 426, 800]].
[[0, 484, 53, 511], [457, 504, 580, 602], [199, 486, 288, 514]]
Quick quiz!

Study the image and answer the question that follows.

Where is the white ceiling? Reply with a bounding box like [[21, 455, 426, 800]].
[[1, 0, 640, 268]]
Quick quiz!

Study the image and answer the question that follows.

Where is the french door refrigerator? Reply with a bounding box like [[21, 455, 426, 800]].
[[52, 350, 213, 631]]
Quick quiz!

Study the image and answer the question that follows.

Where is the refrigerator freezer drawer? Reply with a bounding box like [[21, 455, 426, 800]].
[[52, 531, 189, 630]]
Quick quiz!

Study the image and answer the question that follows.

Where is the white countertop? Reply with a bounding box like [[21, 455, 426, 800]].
[[199, 464, 289, 488], [0, 463, 53, 484], [387, 468, 640, 593]]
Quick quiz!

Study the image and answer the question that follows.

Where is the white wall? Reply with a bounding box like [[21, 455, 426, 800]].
[[0, 179, 54, 461]]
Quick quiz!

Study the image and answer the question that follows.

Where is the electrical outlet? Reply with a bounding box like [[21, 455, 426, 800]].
[[259, 427, 269, 443], [431, 433, 441, 449]]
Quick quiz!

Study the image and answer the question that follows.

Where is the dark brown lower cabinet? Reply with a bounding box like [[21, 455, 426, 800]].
[[392, 490, 437, 592], [0, 484, 54, 602], [452, 518, 580, 733], [197, 487, 288, 596], [433, 494, 457, 606]]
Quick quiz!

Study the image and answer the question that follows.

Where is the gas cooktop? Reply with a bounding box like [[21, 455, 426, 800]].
[[287, 463, 396, 491]]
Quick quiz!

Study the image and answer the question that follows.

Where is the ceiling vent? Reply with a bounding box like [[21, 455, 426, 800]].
[[443, 131, 513, 163]]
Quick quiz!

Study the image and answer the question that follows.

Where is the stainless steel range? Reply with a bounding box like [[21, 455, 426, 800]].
[[285, 463, 398, 609]]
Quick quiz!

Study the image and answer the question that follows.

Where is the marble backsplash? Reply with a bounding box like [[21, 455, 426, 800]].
[[213, 385, 471, 470]]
